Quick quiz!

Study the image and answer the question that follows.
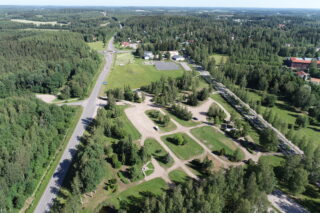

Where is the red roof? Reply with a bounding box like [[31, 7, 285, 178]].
[[291, 57, 320, 64], [311, 78, 320, 83], [296, 71, 309, 76], [121, 42, 130, 46]]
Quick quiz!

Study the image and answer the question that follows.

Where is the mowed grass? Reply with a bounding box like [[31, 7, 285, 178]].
[[259, 155, 286, 167], [165, 109, 199, 127], [246, 89, 320, 146], [115, 52, 135, 65], [209, 54, 229, 65], [145, 110, 177, 132], [107, 178, 168, 208], [211, 94, 261, 143], [169, 169, 189, 183], [118, 105, 141, 141], [161, 133, 204, 160], [144, 138, 174, 168], [191, 126, 245, 160], [87, 41, 106, 51], [106, 56, 184, 90]]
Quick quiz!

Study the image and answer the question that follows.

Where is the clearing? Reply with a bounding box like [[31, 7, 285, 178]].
[[11, 19, 68, 26], [88, 41, 106, 51], [169, 169, 189, 183]]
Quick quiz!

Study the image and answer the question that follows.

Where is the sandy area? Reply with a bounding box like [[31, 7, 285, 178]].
[[268, 190, 309, 213], [36, 94, 57, 103]]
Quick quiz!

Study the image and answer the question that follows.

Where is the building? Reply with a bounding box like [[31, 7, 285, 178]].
[[287, 57, 320, 70], [121, 42, 130, 47], [296, 71, 310, 81], [143, 51, 154, 60], [310, 78, 320, 85], [172, 55, 185, 61]]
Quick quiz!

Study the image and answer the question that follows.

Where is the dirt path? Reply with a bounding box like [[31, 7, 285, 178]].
[[268, 190, 309, 213]]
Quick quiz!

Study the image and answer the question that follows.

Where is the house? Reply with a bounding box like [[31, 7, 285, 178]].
[[172, 55, 185, 61], [310, 78, 320, 85], [143, 51, 154, 60], [121, 42, 130, 47], [296, 71, 310, 81], [287, 57, 320, 70]]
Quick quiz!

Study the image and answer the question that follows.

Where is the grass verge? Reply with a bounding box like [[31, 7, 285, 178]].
[[169, 169, 188, 183], [145, 110, 177, 132], [144, 138, 173, 168], [118, 105, 142, 141]]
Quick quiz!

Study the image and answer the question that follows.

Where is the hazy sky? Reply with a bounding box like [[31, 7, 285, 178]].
[[1, 0, 320, 9]]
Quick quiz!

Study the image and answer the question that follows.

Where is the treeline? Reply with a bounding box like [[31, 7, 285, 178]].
[[0, 96, 77, 212], [0, 30, 101, 98]]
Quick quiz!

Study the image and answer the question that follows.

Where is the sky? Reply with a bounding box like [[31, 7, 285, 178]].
[[0, 0, 320, 9]]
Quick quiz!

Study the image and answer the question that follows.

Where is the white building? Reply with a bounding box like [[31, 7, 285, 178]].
[[172, 55, 185, 61], [144, 51, 154, 60]]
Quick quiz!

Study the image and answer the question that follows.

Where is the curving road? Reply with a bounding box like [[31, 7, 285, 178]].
[[34, 38, 115, 213]]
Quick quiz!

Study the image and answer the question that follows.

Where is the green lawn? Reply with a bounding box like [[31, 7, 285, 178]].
[[161, 133, 204, 160], [165, 109, 199, 127], [169, 169, 188, 183], [106, 57, 184, 90], [211, 93, 261, 143], [106, 178, 168, 209], [259, 155, 285, 167], [191, 126, 245, 160], [209, 54, 229, 65], [87, 41, 106, 51], [145, 162, 154, 176], [246, 89, 320, 146], [144, 138, 173, 168], [145, 110, 177, 132], [115, 52, 135, 66], [118, 105, 141, 141]]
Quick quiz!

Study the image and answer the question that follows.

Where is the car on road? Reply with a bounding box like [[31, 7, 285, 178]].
[[192, 117, 198, 121], [153, 126, 159, 131], [103, 81, 108, 85]]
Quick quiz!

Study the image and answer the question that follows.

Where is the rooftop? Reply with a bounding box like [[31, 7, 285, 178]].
[[290, 57, 320, 64]]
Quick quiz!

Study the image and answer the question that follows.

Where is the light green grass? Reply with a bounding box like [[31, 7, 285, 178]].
[[246, 89, 320, 146], [107, 178, 168, 208], [144, 138, 173, 168], [145, 110, 177, 132], [191, 126, 245, 160], [11, 19, 67, 26], [211, 94, 261, 143], [26, 107, 83, 213], [161, 133, 204, 160], [209, 54, 229, 65], [259, 155, 285, 167], [165, 109, 199, 127], [106, 58, 184, 90], [88, 41, 106, 51], [145, 162, 154, 176], [115, 52, 135, 65], [169, 169, 188, 183], [118, 105, 141, 141]]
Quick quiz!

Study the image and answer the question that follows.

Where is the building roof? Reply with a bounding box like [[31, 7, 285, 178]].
[[121, 41, 130, 46], [172, 55, 185, 59], [310, 78, 320, 83], [291, 57, 320, 64], [296, 71, 309, 76]]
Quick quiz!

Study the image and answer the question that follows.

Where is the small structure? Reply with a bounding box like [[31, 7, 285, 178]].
[[144, 51, 154, 60], [296, 71, 310, 81], [286, 57, 320, 70], [310, 78, 320, 85], [121, 42, 130, 47], [172, 55, 185, 61]]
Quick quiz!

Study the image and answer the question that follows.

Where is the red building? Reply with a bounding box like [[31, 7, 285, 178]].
[[287, 57, 320, 70]]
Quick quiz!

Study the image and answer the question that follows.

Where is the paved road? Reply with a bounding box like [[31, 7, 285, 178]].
[[34, 38, 115, 213]]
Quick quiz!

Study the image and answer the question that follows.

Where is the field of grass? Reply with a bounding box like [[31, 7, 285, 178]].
[[106, 178, 168, 209], [106, 56, 184, 90], [209, 54, 229, 65], [191, 126, 245, 160], [115, 52, 135, 65], [161, 133, 204, 160], [87, 41, 106, 51], [169, 169, 188, 183], [11, 19, 67, 26], [145, 162, 154, 176], [246, 89, 320, 146], [211, 93, 261, 143], [259, 155, 285, 167], [144, 138, 173, 168], [166, 110, 199, 127], [25, 107, 83, 213], [145, 110, 177, 132], [118, 105, 141, 141]]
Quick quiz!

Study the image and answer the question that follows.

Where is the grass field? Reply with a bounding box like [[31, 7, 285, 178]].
[[115, 52, 135, 65], [209, 54, 229, 65], [145, 110, 177, 132], [88, 41, 106, 51], [144, 138, 173, 167], [165, 109, 199, 127], [169, 169, 188, 183], [145, 162, 155, 176], [11, 19, 68, 26], [259, 155, 285, 167], [106, 178, 168, 209], [161, 133, 204, 160], [106, 54, 184, 90], [118, 105, 141, 141], [246, 89, 320, 146], [191, 126, 245, 160], [211, 93, 261, 143], [25, 107, 83, 213]]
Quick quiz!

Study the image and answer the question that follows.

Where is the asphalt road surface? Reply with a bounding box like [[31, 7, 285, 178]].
[[34, 38, 114, 213]]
